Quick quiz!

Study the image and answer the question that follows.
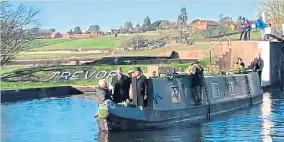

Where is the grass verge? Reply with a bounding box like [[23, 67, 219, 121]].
[[31, 36, 124, 51], [1, 63, 192, 90], [228, 30, 261, 40]]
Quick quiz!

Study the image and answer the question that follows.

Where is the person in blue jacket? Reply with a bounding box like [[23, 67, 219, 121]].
[[255, 16, 267, 40]]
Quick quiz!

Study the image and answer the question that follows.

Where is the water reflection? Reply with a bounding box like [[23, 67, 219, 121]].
[[261, 92, 273, 142], [97, 126, 202, 142], [96, 92, 284, 142], [1, 92, 284, 142]]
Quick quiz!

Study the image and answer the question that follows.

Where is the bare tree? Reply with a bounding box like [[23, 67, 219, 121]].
[[258, 1, 284, 30], [0, 1, 40, 66]]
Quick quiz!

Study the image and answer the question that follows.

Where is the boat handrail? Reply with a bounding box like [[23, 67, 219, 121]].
[[199, 36, 231, 63]]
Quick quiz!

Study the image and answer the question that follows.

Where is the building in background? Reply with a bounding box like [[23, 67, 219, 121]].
[[191, 20, 219, 31]]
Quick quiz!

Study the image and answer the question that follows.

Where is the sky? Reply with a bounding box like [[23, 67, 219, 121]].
[[14, 1, 260, 33]]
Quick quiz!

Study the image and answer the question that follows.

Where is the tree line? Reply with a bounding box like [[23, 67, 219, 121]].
[[1, 1, 284, 65], [67, 24, 101, 35]]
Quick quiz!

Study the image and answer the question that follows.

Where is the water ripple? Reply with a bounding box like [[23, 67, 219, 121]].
[[1, 93, 284, 142]]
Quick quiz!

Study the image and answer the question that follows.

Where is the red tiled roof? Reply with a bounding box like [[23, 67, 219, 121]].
[[193, 20, 219, 26]]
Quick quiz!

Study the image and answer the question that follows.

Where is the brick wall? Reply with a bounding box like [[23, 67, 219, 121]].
[[157, 50, 206, 59], [156, 41, 262, 71], [229, 41, 261, 69]]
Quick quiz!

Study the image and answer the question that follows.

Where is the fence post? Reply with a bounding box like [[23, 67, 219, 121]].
[[209, 50, 212, 64]]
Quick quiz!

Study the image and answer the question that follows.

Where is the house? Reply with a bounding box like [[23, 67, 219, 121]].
[[50, 32, 63, 38], [220, 21, 237, 32], [63, 32, 99, 38], [191, 20, 219, 31], [111, 29, 120, 34]]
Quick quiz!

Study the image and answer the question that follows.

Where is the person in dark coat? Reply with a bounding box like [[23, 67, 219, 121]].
[[131, 67, 148, 107], [236, 57, 245, 68], [240, 18, 246, 40], [96, 79, 112, 105], [190, 63, 204, 106], [254, 54, 264, 82], [111, 67, 131, 103]]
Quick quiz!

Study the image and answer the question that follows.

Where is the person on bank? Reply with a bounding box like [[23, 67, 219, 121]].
[[246, 20, 252, 40], [190, 63, 204, 106], [256, 16, 267, 41], [236, 57, 245, 68], [254, 54, 264, 81], [131, 67, 148, 107], [111, 67, 131, 103], [240, 18, 246, 40], [96, 79, 112, 105]]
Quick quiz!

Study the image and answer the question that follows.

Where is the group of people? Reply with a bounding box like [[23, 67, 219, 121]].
[[96, 62, 206, 107], [240, 16, 284, 41], [96, 67, 148, 107], [96, 56, 265, 108], [235, 54, 264, 81]]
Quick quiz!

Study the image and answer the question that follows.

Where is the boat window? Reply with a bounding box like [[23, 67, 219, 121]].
[[229, 82, 235, 95], [211, 83, 220, 98], [170, 86, 181, 103], [240, 80, 247, 94]]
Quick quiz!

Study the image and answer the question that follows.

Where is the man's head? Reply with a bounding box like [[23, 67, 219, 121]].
[[99, 79, 107, 89], [259, 16, 262, 20], [134, 67, 142, 76], [128, 70, 134, 78], [238, 57, 242, 62], [258, 53, 262, 59], [116, 67, 122, 76]]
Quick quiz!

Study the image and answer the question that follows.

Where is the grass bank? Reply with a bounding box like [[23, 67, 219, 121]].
[[31, 36, 124, 51], [228, 31, 261, 40], [15, 44, 211, 60], [1, 63, 192, 90]]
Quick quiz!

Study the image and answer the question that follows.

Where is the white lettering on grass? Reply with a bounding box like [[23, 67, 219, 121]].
[[48, 72, 60, 80], [58, 72, 71, 80], [84, 71, 97, 79], [96, 71, 107, 79], [70, 71, 84, 80]]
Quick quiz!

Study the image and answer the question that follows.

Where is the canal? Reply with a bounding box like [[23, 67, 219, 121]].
[[1, 91, 284, 142]]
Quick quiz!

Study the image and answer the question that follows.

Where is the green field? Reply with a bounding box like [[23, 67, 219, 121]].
[[16, 53, 98, 60], [31, 36, 123, 51], [16, 43, 211, 60], [0, 66, 25, 74]]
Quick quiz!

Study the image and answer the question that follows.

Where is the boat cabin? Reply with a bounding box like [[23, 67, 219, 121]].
[[145, 73, 261, 110]]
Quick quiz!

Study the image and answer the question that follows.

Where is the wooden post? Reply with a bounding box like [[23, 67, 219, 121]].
[[209, 50, 212, 64]]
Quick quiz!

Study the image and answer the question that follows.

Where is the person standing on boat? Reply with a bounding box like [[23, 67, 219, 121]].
[[236, 57, 245, 68], [96, 79, 112, 104], [131, 67, 148, 107], [128, 70, 134, 101], [190, 63, 204, 106], [254, 54, 264, 82], [111, 67, 131, 103], [128, 70, 134, 82]]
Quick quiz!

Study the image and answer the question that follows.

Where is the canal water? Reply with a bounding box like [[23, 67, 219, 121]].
[[1, 91, 284, 142]]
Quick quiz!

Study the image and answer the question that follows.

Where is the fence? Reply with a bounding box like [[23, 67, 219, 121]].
[[198, 36, 231, 69]]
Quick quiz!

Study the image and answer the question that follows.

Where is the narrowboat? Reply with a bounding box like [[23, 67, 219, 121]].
[[95, 72, 263, 131]]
